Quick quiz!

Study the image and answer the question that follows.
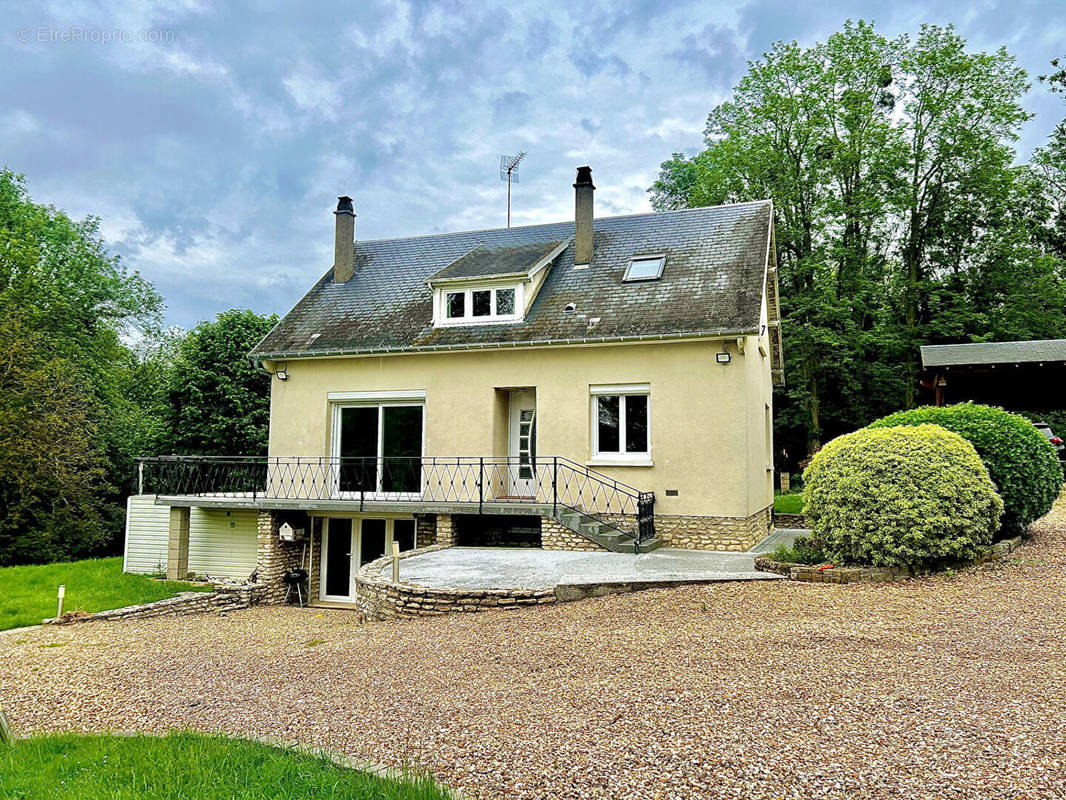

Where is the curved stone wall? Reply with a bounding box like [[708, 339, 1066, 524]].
[[354, 545, 557, 621]]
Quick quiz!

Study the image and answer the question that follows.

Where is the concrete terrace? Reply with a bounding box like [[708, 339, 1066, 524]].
[[397, 546, 783, 590]]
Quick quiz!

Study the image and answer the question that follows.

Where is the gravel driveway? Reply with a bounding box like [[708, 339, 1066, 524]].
[[2, 505, 1065, 800]]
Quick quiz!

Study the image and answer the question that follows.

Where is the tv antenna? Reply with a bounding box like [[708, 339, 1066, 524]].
[[500, 151, 526, 228]]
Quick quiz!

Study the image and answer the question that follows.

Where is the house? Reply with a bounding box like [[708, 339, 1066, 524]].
[[124, 167, 783, 606]]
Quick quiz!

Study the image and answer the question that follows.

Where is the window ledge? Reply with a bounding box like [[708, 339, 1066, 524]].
[[586, 458, 654, 468]]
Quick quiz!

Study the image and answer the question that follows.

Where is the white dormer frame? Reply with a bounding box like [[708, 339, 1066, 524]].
[[433, 281, 525, 327], [428, 238, 569, 328]]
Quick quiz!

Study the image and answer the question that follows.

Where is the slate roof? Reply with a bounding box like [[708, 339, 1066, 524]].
[[427, 240, 566, 282], [921, 339, 1066, 368], [251, 201, 773, 359]]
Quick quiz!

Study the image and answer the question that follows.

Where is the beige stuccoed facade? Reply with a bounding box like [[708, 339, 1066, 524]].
[[263, 315, 774, 536]]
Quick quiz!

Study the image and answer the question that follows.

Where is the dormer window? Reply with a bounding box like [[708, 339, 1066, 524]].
[[428, 238, 570, 327], [623, 255, 666, 282], [441, 285, 522, 324]]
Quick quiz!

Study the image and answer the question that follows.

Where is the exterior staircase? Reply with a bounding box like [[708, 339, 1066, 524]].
[[553, 509, 661, 554]]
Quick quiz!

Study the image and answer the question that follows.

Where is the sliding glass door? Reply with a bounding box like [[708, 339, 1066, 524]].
[[333, 402, 424, 498]]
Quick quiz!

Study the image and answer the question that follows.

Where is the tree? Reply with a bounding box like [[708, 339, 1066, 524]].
[[160, 309, 278, 456], [894, 27, 1030, 405], [1032, 58, 1066, 261], [0, 316, 111, 564], [650, 22, 1055, 462], [0, 168, 164, 562]]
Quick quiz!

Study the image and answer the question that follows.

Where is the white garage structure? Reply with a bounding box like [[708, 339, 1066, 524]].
[[123, 496, 258, 579]]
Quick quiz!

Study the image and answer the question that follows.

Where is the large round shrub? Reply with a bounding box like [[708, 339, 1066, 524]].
[[868, 403, 1061, 534], [803, 425, 1002, 569]]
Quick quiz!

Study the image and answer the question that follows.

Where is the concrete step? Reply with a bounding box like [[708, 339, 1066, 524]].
[[555, 509, 647, 554], [634, 537, 662, 553]]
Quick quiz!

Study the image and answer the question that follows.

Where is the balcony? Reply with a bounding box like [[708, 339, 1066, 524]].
[[136, 455, 656, 545]]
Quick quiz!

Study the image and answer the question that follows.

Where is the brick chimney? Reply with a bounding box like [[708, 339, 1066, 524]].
[[573, 166, 595, 266], [333, 195, 355, 283]]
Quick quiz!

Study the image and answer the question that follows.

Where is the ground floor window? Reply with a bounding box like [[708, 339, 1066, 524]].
[[590, 384, 650, 461], [319, 516, 416, 601]]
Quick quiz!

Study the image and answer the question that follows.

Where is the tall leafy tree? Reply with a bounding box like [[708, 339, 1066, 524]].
[[651, 22, 1055, 460], [160, 309, 278, 455], [894, 27, 1030, 404], [0, 169, 164, 561], [0, 315, 111, 564]]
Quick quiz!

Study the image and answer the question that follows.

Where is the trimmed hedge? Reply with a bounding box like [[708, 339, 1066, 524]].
[[869, 403, 1061, 534], [803, 425, 1002, 569]]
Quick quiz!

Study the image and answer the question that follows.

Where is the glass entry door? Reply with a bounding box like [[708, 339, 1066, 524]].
[[334, 402, 424, 498], [508, 390, 537, 498], [319, 517, 418, 602], [321, 518, 353, 600]]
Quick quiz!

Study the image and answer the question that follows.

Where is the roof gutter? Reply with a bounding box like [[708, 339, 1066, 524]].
[[253, 327, 759, 363]]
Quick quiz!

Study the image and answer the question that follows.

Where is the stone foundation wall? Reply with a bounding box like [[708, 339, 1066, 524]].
[[355, 544, 556, 621], [47, 581, 265, 624], [655, 506, 772, 551], [541, 517, 606, 551], [256, 510, 305, 605]]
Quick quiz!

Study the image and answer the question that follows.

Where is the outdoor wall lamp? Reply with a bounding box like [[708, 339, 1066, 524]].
[[274, 362, 289, 381], [716, 351, 731, 364]]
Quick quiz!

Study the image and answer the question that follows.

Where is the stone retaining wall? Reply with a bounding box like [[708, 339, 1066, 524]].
[[46, 581, 265, 624], [774, 513, 806, 528], [754, 535, 1024, 584], [354, 544, 556, 621]]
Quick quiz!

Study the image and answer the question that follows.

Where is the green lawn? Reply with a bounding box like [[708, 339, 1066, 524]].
[[0, 557, 209, 631], [0, 733, 452, 800], [773, 491, 805, 515]]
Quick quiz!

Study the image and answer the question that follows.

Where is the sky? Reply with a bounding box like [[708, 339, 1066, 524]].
[[2, 0, 1064, 328]]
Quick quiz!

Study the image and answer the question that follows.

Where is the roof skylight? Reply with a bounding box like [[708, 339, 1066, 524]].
[[623, 255, 665, 282]]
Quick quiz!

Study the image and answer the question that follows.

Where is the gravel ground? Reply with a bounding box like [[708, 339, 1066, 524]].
[[2, 506, 1066, 800]]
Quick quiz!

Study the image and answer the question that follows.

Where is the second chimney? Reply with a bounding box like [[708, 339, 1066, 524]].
[[333, 195, 355, 283], [573, 166, 595, 266]]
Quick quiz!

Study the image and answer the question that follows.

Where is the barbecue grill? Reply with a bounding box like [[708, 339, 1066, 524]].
[[283, 567, 308, 606]]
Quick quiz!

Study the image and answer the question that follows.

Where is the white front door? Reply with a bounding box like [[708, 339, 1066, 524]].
[[508, 390, 537, 498]]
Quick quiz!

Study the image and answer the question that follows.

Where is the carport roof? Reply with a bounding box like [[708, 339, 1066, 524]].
[[921, 340, 1066, 368]]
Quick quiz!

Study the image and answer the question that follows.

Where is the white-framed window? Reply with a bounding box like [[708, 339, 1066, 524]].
[[328, 392, 425, 497], [437, 284, 522, 325], [623, 255, 666, 282], [589, 384, 651, 463]]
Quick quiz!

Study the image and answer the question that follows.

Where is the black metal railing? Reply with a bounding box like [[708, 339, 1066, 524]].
[[136, 455, 655, 544]]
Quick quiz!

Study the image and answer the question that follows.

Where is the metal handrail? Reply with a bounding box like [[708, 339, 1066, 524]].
[[135, 455, 656, 543]]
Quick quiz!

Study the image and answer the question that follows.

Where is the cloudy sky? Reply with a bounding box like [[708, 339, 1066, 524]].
[[3, 0, 1064, 328]]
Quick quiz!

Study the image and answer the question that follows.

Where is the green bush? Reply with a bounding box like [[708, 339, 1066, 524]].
[[869, 403, 1062, 534], [768, 536, 827, 565], [803, 425, 1002, 569]]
